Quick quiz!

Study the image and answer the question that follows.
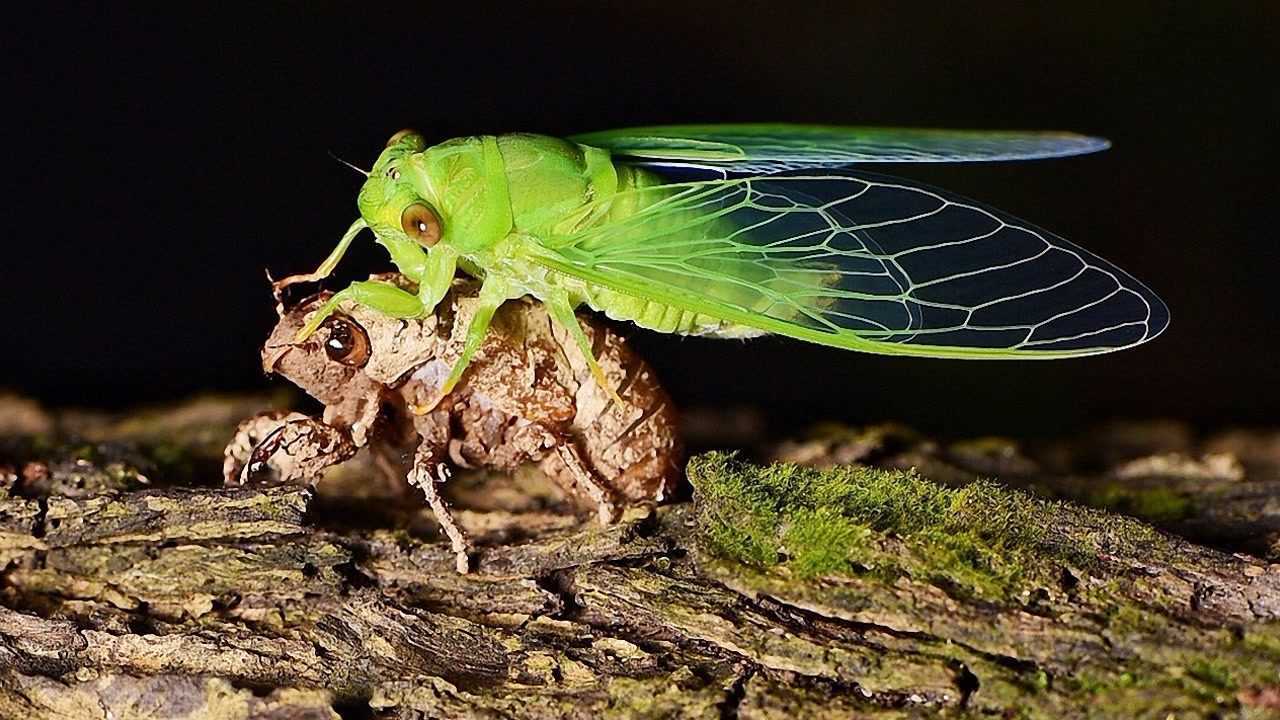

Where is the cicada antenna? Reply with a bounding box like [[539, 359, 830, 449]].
[[328, 150, 369, 177]]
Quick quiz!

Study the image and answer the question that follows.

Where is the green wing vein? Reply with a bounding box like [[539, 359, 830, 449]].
[[533, 172, 1167, 359], [571, 123, 1110, 173]]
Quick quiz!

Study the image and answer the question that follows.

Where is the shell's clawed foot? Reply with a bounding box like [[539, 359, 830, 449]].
[[223, 411, 351, 486], [224, 411, 304, 485], [454, 546, 473, 574], [596, 497, 620, 525], [227, 416, 356, 487]]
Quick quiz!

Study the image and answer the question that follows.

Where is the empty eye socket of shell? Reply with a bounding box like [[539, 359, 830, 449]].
[[401, 203, 442, 248], [320, 316, 371, 368]]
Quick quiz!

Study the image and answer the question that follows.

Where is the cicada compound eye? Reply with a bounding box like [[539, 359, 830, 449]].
[[401, 203, 442, 248], [386, 128, 419, 147], [319, 315, 371, 368]]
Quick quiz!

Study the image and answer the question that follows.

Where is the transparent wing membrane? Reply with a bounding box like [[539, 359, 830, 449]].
[[571, 124, 1110, 173], [536, 172, 1167, 358]]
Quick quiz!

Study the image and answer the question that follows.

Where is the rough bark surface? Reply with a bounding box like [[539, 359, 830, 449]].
[[1, 394, 1278, 719]]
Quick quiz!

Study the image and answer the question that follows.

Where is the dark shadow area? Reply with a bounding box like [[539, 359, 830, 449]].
[[5, 4, 1276, 436]]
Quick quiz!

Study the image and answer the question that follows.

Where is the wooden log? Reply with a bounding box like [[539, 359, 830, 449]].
[[1, 397, 1278, 718]]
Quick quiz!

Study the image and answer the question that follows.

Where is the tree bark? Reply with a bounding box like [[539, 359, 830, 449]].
[[1, 396, 1279, 719]]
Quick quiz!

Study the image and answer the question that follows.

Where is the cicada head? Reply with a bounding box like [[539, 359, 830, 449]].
[[357, 129, 445, 252]]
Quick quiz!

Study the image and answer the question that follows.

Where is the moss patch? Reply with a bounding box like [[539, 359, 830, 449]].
[[688, 453, 1280, 717], [688, 452, 1086, 599], [1087, 485, 1194, 523]]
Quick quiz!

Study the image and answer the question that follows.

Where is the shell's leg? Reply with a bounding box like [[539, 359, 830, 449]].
[[271, 218, 367, 297], [223, 410, 310, 485], [296, 280, 424, 341], [406, 443, 471, 573], [544, 291, 623, 407], [438, 276, 512, 396], [230, 417, 357, 487], [552, 441, 619, 524]]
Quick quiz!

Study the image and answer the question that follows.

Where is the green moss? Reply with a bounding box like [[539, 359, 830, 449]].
[[688, 453, 1280, 716], [1088, 485, 1194, 523], [784, 507, 872, 577], [688, 452, 1083, 598], [1028, 668, 1050, 693], [1104, 596, 1175, 638], [1186, 659, 1236, 691], [1059, 669, 1140, 698], [1242, 625, 1280, 661]]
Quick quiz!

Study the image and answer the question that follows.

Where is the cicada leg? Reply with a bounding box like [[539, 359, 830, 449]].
[[271, 218, 367, 299], [545, 291, 623, 407], [414, 243, 459, 318], [437, 277, 512, 396], [295, 280, 424, 341]]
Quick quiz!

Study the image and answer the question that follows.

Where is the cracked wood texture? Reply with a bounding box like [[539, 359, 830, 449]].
[[1, 394, 1279, 719]]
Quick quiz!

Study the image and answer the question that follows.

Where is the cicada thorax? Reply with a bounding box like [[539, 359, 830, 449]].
[[548, 151, 837, 338], [480, 133, 833, 338]]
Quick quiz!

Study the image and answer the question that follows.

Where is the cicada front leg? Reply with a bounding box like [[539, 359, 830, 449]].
[[271, 218, 368, 300], [413, 243, 458, 319], [295, 280, 424, 341]]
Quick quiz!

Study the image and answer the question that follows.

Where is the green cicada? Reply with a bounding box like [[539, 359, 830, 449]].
[[281, 124, 1168, 401]]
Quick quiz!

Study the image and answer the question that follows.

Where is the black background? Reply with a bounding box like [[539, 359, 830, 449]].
[[5, 4, 1277, 436]]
